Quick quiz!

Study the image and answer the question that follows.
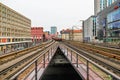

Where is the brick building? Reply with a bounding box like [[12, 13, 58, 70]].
[[31, 27, 44, 43]]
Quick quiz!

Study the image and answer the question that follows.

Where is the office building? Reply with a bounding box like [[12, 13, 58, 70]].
[[83, 16, 97, 42], [51, 26, 57, 35], [96, 0, 120, 44], [94, 0, 101, 15], [94, 0, 117, 15], [0, 2, 31, 53], [107, 0, 117, 6]]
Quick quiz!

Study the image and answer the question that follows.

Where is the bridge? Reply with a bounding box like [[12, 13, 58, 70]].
[[0, 40, 120, 80]]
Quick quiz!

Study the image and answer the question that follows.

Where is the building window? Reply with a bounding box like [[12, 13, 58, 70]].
[[108, 21, 120, 29], [7, 39, 10, 42], [107, 8, 120, 23]]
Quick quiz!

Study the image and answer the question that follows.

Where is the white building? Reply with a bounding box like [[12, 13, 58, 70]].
[[83, 16, 96, 42]]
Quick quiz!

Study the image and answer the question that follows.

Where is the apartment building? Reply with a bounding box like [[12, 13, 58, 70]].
[[61, 29, 70, 40], [61, 29, 83, 41], [0, 2, 31, 53], [31, 27, 44, 43]]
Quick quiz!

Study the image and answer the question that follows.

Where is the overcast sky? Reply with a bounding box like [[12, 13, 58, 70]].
[[0, 0, 94, 32]]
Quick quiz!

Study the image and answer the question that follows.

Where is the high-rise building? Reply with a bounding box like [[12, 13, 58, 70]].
[[107, 0, 117, 6], [94, 0, 117, 15], [0, 2, 31, 53], [100, 0, 107, 11], [96, 0, 120, 44], [83, 16, 96, 42], [94, 0, 101, 15], [51, 26, 57, 35]]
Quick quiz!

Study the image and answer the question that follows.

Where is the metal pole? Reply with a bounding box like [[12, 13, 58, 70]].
[[43, 54, 45, 68], [72, 26, 73, 41], [51, 48, 52, 56], [63, 46, 65, 54], [87, 60, 89, 80], [76, 54, 78, 68], [71, 50, 72, 61], [48, 51, 49, 61], [64, 46, 65, 53], [35, 60, 37, 80], [67, 48, 68, 56]]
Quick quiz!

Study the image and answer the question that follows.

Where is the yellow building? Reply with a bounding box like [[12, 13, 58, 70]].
[[0, 2, 31, 53], [61, 29, 70, 40], [70, 30, 83, 41], [61, 29, 83, 41]]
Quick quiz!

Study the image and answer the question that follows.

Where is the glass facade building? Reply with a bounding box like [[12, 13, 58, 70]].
[[100, 0, 107, 11], [94, 0, 117, 15], [100, 0, 117, 10], [107, 7, 120, 42], [107, 0, 113, 6], [51, 26, 57, 35], [96, 0, 120, 44]]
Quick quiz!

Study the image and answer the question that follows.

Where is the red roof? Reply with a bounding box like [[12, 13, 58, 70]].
[[61, 29, 82, 34], [73, 30, 82, 33]]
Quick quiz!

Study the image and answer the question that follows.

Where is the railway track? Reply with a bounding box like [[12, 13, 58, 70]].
[[18, 54, 44, 80], [0, 41, 53, 65], [64, 41, 120, 61], [0, 41, 56, 80], [63, 41, 120, 77]]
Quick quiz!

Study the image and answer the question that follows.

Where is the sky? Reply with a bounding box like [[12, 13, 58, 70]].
[[0, 0, 94, 32]]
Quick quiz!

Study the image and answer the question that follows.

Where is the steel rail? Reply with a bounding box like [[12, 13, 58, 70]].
[[0, 41, 54, 65], [0, 41, 56, 80], [8, 43, 59, 80], [61, 43, 120, 80], [65, 41, 120, 60]]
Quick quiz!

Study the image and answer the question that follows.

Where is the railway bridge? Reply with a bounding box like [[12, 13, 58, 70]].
[[0, 40, 120, 80]]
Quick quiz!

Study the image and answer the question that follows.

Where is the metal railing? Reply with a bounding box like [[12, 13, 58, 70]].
[[60, 44, 120, 80], [9, 42, 58, 80]]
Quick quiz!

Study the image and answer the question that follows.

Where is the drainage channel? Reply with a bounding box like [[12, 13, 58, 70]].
[[40, 47, 83, 80]]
